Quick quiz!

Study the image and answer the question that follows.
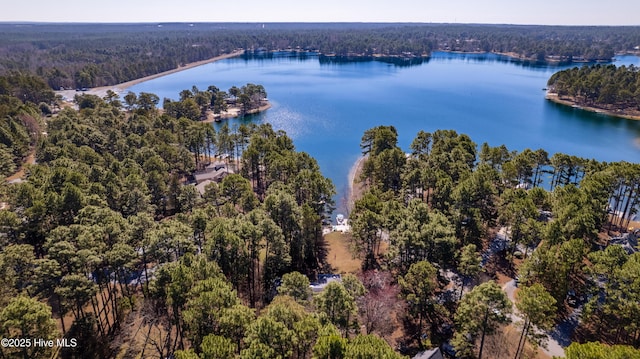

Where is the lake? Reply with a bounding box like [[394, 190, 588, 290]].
[[128, 52, 640, 213]]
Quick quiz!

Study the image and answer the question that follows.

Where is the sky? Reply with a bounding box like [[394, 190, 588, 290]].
[[2, 0, 639, 25]]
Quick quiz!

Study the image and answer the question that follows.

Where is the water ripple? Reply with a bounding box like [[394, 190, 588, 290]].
[[265, 103, 306, 138]]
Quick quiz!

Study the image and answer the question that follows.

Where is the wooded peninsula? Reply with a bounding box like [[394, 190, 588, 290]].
[[546, 64, 640, 120]]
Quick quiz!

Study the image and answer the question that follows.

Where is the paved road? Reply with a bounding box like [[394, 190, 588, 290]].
[[502, 280, 566, 358]]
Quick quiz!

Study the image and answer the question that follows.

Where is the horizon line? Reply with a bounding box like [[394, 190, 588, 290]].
[[1, 21, 639, 27]]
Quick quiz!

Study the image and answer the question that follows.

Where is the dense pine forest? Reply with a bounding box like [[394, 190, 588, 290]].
[[352, 127, 640, 357], [0, 73, 54, 177], [547, 64, 640, 115], [1, 69, 640, 358], [0, 79, 341, 358], [1, 23, 640, 88]]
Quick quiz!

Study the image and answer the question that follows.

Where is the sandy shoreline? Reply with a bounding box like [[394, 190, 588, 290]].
[[347, 155, 367, 213], [55, 50, 245, 101], [546, 92, 640, 121]]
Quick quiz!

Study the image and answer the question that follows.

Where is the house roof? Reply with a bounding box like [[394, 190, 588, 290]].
[[413, 348, 444, 359], [194, 168, 234, 184], [195, 180, 213, 196], [205, 161, 227, 170]]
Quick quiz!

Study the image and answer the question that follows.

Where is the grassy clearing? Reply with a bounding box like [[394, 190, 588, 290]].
[[324, 231, 362, 274]]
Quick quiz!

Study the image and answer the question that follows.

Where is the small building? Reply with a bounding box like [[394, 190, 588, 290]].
[[332, 215, 351, 233]]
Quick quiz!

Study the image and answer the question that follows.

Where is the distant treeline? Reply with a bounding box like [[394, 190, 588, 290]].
[[547, 64, 640, 110], [1, 23, 640, 88]]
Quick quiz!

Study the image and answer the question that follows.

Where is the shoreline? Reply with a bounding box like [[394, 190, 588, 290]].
[[201, 102, 272, 123], [545, 92, 640, 121], [114, 49, 246, 90], [443, 50, 623, 65], [55, 50, 245, 101], [442, 50, 564, 63], [347, 155, 367, 213]]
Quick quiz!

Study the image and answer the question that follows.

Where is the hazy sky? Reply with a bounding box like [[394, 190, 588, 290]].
[[2, 0, 639, 25]]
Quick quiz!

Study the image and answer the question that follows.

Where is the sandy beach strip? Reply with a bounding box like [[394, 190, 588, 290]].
[[347, 155, 368, 213], [55, 50, 245, 101]]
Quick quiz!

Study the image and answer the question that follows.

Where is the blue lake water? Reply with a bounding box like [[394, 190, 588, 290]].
[[128, 52, 640, 212]]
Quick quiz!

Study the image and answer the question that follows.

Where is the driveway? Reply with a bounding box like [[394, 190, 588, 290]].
[[502, 280, 566, 358]]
